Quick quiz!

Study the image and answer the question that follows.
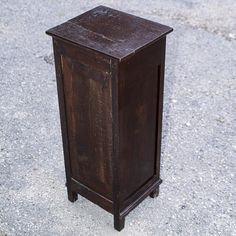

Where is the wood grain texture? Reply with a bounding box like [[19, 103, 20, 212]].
[[47, 6, 172, 231], [118, 41, 164, 201], [61, 54, 113, 200], [46, 5, 173, 61], [52, 39, 77, 202]]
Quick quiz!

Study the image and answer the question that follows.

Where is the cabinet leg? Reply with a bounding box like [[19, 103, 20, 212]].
[[114, 215, 125, 231], [149, 187, 160, 198], [67, 188, 78, 202]]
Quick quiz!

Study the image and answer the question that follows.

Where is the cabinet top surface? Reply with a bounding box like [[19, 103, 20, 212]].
[[46, 5, 173, 61]]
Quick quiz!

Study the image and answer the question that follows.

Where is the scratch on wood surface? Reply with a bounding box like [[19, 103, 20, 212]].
[[68, 21, 115, 42]]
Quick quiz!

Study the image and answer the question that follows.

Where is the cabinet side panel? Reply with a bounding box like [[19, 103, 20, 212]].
[[61, 53, 113, 200], [118, 41, 163, 200]]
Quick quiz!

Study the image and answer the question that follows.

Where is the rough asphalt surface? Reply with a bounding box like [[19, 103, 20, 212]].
[[0, 0, 236, 235]]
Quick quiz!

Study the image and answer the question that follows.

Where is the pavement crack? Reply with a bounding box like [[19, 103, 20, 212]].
[[43, 54, 54, 65]]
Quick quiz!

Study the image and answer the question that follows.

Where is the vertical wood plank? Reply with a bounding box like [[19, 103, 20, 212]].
[[110, 60, 126, 230], [52, 39, 77, 201], [155, 37, 166, 179]]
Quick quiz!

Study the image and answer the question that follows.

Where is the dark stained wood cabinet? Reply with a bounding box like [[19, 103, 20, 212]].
[[46, 5, 172, 231]]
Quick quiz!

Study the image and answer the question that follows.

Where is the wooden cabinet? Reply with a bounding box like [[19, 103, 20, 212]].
[[46, 5, 172, 231]]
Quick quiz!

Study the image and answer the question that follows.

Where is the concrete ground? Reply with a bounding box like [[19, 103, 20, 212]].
[[0, 0, 236, 235]]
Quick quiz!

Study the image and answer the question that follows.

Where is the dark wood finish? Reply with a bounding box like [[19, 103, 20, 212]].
[[46, 5, 172, 231], [46, 5, 172, 61], [149, 188, 160, 198], [118, 40, 165, 201]]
